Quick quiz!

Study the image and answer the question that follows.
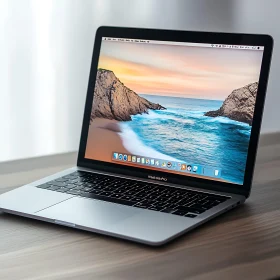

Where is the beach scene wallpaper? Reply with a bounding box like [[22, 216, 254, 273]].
[[85, 40, 263, 184]]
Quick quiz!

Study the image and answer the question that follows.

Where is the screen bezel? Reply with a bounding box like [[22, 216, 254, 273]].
[[77, 26, 273, 197]]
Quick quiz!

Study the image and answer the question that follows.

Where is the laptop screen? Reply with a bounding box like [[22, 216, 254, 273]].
[[85, 37, 264, 185]]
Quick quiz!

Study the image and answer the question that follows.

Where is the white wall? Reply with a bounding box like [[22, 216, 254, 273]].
[[233, 0, 279, 134], [0, 0, 278, 162]]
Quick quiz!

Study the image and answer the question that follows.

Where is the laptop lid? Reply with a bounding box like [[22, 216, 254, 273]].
[[77, 26, 273, 197]]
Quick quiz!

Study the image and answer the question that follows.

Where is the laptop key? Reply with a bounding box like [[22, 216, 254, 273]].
[[161, 208, 176, 213], [196, 199, 208, 205], [54, 178, 68, 182], [172, 210, 188, 216], [161, 193, 174, 199], [48, 186, 61, 191], [62, 175, 75, 179], [168, 198, 180, 204], [185, 214, 197, 218], [68, 179, 79, 184], [110, 193, 123, 199], [125, 190, 138, 195], [56, 187, 68, 193], [153, 187, 167, 193], [92, 185, 104, 190], [121, 186, 133, 191], [131, 197, 143, 203], [65, 184, 76, 188], [141, 188, 153, 194], [67, 190, 82, 195], [83, 187, 93, 192], [153, 201, 167, 208], [173, 190, 186, 196], [73, 185, 86, 190], [134, 203, 149, 209], [189, 206, 208, 212], [188, 208, 205, 214], [89, 189, 102, 195], [177, 206, 205, 214], [191, 203, 208, 210], [103, 186, 114, 192], [121, 195, 133, 201], [99, 191, 111, 197], [147, 194, 158, 200], [182, 198, 199, 206], [148, 206, 164, 211], [113, 189, 123, 194], [157, 196, 168, 202], [207, 195, 228, 202]]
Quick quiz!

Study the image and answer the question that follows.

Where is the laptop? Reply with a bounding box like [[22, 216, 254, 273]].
[[0, 27, 273, 245]]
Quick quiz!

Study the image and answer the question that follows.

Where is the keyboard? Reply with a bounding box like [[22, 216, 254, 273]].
[[36, 171, 231, 218]]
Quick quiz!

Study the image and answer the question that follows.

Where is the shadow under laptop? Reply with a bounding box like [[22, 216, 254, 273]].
[[0, 202, 252, 251]]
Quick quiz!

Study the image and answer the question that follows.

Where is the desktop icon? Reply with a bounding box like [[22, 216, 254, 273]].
[[118, 154, 123, 160], [137, 157, 141, 163], [155, 160, 160, 166], [123, 155, 127, 161], [187, 165, 192, 171], [128, 155, 132, 162], [162, 161, 167, 167], [146, 158, 150, 164], [181, 164, 186, 170], [132, 156, 136, 162], [214, 170, 219, 176], [113, 153, 118, 160], [141, 158, 145, 164], [193, 165, 198, 172], [150, 159, 155, 165], [167, 162, 172, 168]]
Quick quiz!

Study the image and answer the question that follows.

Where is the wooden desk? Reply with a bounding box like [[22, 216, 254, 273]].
[[1, 143, 280, 280]]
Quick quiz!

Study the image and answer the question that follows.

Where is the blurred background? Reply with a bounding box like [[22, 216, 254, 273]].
[[0, 0, 278, 162]]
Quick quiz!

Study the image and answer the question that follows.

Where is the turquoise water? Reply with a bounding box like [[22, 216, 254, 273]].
[[120, 95, 252, 185]]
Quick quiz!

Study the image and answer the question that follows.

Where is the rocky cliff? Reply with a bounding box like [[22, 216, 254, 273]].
[[204, 82, 258, 125], [91, 69, 166, 121]]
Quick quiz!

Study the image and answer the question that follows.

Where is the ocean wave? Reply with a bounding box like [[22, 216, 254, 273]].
[[133, 110, 195, 125], [204, 116, 250, 127], [237, 129, 251, 136], [118, 123, 179, 161]]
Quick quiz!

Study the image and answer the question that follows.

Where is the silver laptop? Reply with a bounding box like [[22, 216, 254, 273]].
[[0, 27, 273, 245]]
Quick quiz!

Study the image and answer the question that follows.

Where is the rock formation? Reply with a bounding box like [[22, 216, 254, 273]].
[[91, 69, 166, 121], [205, 82, 258, 125]]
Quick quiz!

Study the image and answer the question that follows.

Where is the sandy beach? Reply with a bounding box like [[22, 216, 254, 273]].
[[85, 118, 129, 162]]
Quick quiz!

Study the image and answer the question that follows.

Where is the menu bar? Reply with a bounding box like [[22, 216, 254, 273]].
[[102, 37, 264, 50], [112, 152, 222, 179]]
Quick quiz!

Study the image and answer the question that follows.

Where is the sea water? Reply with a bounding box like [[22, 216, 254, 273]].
[[119, 94, 251, 184]]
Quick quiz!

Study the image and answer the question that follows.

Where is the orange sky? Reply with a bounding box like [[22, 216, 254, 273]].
[[98, 41, 263, 100]]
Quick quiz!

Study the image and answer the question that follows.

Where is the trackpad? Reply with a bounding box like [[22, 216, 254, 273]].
[[0, 186, 72, 214], [37, 197, 139, 230]]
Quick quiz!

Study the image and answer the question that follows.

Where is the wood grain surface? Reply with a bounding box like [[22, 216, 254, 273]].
[[0, 144, 280, 280]]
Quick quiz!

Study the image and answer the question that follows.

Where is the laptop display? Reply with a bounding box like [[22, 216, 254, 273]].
[[85, 37, 264, 185]]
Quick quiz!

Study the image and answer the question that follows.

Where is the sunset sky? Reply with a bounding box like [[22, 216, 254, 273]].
[[98, 40, 263, 100]]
